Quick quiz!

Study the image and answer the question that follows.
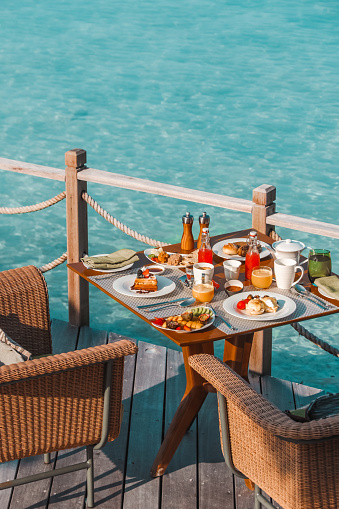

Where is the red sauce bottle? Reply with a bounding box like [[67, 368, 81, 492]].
[[245, 231, 260, 280], [198, 228, 213, 264]]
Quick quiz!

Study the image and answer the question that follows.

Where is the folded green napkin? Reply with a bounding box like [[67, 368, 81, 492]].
[[314, 275, 339, 300], [81, 249, 139, 269]]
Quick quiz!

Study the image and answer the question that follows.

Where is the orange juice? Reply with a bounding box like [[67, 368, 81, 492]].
[[192, 282, 214, 303], [251, 267, 272, 289]]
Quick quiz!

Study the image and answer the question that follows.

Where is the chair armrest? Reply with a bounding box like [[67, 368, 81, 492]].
[[189, 354, 339, 442]]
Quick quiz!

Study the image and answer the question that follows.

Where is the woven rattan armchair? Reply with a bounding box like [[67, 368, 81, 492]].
[[188, 354, 339, 509], [0, 266, 138, 507]]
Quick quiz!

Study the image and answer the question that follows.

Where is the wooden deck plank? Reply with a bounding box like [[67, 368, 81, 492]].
[[89, 332, 137, 508], [161, 349, 197, 509], [48, 326, 108, 508], [199, 392, 234, 509], [123, 341, 166, 509], [293, 382, 323, 408], [5, 321, 80, 509], [0, 461, 18, 509]]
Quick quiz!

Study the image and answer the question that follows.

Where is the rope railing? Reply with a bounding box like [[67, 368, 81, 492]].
[[39, 252, 68, 273], [0, 191, 66, 214], [81, 191, 168, 248]]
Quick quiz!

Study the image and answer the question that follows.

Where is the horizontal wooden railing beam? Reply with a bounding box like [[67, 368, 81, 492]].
[[76, 167, 253, 213], [0, 157, 65, 182], [267, 213, 339, 240]]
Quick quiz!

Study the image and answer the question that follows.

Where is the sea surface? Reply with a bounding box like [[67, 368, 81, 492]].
[[0, 0, 338, 392]]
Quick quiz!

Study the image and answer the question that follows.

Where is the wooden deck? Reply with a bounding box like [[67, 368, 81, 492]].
[[0, 320, 323, 509]]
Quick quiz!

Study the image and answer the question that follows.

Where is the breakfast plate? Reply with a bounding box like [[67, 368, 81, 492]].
[[144, 248, 194, 268], [212, 238, 271, 261], [112, 275, 176, 298], [82, 254, 134, 273], [223, 291, 296, 321], [151, 306, 215, 333]]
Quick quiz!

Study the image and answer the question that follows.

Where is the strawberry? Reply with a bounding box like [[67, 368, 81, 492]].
[[143, 268, 150, 278]]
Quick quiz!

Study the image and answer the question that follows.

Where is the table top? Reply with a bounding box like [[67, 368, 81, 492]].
[[67, 228, 339, 347]]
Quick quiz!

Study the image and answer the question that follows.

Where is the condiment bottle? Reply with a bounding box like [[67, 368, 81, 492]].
[[181, 212, 194, 252], [198, 228, 213, 264], [245, 231, 260, 280], [197, 212, 210, 249]]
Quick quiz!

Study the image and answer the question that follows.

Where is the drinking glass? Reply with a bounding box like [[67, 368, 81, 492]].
[[185, 267, 194, 288], [192, 275, 214, 303], [308, 249, 331, 284], [251, 266, 273, 289]]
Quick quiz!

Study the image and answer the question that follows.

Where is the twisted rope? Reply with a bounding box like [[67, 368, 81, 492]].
[[39, 252, 68, 273], [82, 191, 168, 248], [0, 191, 66, 214], [291, 322, 339, 358]]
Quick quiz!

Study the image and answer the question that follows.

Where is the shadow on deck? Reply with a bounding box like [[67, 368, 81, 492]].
[[0, 320, 323, 509]]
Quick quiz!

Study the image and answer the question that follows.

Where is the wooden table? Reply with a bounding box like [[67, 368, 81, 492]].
[[67, 228, 339, 477]]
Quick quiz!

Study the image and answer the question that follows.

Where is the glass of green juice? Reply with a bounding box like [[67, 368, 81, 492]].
[[308, 249, 331, 284]]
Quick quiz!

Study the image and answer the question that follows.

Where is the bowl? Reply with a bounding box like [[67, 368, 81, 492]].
[[148, 265, 165, 275], [224, 280, 243, 295]]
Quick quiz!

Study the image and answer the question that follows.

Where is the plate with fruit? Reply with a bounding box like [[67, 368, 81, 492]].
[[144, 248, 198, 268], [223, 291, 296, 321], [151, 306, 215, 333]]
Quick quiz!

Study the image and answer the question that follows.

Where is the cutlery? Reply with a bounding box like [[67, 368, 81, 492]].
[[293, 284, 330, 310], [137, 297, 194, 309], [209, 306, 238, 332], [143, 297, 196, 313]]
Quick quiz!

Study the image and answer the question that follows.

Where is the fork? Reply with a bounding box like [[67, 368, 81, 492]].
[[210, 306, 238, 332]]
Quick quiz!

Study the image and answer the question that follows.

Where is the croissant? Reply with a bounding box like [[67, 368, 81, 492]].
[[261, 296, 279, 313], [246, 298, 265, 315]]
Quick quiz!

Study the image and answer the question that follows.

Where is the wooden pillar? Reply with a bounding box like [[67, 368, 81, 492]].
[[250, 184, 276, 376], [65, 149, 89, 326], [252, 184, 276, 236]]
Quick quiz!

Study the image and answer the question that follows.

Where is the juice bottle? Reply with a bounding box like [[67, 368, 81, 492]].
[[245, 231, 260, 280], [198, 228, 213, 264], [197, 212, 210, 249]]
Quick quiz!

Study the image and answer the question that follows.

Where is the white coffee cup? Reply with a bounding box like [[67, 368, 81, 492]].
[[274, 258, 304, 290], [193, 262, 214, 280], [223, 259, 241, 281]]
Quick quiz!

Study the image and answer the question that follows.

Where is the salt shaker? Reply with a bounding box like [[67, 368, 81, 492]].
[[181, 212, 194, 252], [197, 212, 210, 249]]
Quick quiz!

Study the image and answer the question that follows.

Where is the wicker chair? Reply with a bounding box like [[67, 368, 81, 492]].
[[188, 354, 339, 509], [0, 266, 138, 507]]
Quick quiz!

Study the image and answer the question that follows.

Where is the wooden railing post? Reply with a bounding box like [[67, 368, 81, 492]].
[[65, 149, 89, 326], [252, 184, 276, 235], [249, 184, 276, 376]]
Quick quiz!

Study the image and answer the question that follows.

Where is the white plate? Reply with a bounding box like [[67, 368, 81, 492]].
[[317, 287, 337, 300], [112, 274, 176, 298], [83, 254, 134, 273], [212, 238, 271, 261], [144, 248, 193, 268], [152, 307, 215, 333], [223, 291, 296, 321]]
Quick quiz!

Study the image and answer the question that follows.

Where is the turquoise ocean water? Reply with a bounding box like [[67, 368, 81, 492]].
[[0, 1, 338, 392]]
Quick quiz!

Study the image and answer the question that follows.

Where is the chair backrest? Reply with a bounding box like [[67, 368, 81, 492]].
[[0, 265, 52, 356], [0, 340, 137, 463]]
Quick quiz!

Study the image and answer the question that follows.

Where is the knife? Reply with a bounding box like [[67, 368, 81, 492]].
[[294, 284, 330, 310], [137, 297, 189, 309]]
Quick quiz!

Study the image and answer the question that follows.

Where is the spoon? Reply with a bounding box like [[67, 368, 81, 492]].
[[143, 297, 196, 313]]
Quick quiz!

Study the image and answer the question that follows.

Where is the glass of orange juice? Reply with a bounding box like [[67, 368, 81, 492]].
[[192, 276, 214, 303], [251, 266, 273, 289]]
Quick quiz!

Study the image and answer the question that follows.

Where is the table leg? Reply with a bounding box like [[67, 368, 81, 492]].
[[150, 341, 214, 477], [223, 332, 254, 382]]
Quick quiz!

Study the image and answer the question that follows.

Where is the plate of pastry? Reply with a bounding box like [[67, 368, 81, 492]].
[[223, 291, 296, 321], [112, 268, 176, 298], [144, 248, 198, 268], [212, 238, 271, 261]]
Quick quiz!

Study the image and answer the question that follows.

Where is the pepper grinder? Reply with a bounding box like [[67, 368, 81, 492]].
[[181, 212, 194, 252], [197, 212, 210, 249]]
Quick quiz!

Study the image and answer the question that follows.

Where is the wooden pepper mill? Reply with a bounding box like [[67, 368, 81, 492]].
[[197, 212, 210, 249], [181, 212, 194, 252]]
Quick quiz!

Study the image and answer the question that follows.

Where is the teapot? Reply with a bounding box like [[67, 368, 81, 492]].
[[269, 239, 307, 265]]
